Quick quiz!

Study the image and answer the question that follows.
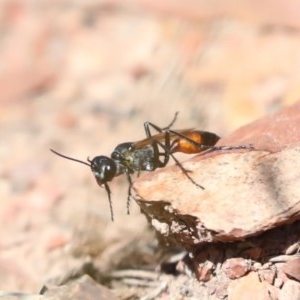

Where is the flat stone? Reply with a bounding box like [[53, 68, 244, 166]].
[[134, 102, 300, 248], [43, 275, 116, 300], [278, 279, 300, 300], [228, 272, 279, 300], [281, 257, 300, 282], [222, 258, 251, 279]]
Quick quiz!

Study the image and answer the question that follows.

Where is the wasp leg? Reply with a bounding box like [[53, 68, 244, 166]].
[[203, 144, 254, 152], [169, 152, 205, 190], [143, 119, 172, 167], [103, 182, 114, 221], [125, 171, 133, 215], [162, 129, 204, 189], [144, 112, 178, 138], [145, 125, 205, 189]]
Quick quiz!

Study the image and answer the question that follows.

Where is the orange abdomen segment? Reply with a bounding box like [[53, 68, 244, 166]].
[[172, 131, 220, 154]]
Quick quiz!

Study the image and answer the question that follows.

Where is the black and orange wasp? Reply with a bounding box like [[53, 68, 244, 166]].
[[51, 113, 253, 221]]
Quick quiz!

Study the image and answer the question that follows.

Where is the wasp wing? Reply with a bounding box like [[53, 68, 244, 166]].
[[132, 129, 195, 149]]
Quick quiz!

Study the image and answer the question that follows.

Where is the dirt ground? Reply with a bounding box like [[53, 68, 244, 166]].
[[1, 0, 300, 299]]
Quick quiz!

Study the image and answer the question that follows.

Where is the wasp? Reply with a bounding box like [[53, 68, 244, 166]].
[[51, 114, 253, 221]]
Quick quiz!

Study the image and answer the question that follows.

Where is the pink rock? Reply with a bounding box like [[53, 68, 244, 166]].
[[0, 2, 60, 103], [134, 102, 300, 248], [281, 257, 300, 282], [195, 261, 215, 282], [279, 279, 300, 300], [228, 272, 279, 300], [43, 275, 117, 300], [277, 269, 289, 284], [259, 268, 276, 285], [55, 111, 77, 129], [45, 234, 70, 251], [222, 258, 251, 279]]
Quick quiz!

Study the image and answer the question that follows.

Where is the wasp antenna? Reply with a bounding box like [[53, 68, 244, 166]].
[[50, 149, 91, 167]]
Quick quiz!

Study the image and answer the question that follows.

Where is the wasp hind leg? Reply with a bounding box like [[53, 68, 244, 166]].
[[147, 125, 205, 190], [143, 112, 179, 138], [156, 129, 205, 189], [169, 152, 205, 190], [143, 116, 206, 189], [125, 172, 134, 215]]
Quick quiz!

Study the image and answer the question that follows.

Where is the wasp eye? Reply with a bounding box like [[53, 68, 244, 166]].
[[90, 156, 116, 183], [111, 151, 121, 160]]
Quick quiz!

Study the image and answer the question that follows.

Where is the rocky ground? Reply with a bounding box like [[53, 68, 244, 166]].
[[1, 1, 300, 299]]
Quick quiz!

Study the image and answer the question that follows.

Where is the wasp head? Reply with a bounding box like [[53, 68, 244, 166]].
[[89, 156, 117, 185]]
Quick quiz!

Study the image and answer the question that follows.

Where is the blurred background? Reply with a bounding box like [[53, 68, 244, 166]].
[[0, 0, 300, 293]]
